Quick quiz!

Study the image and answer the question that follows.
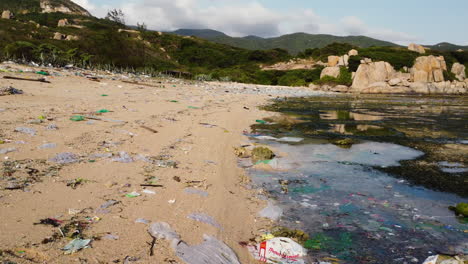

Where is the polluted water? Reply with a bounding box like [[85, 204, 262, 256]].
[[246, 95, 468, 263]]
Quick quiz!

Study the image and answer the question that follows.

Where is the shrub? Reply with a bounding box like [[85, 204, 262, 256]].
[[443, 70, 457, 82], [4, 41, 37, 61], [314, 67, 352, 86], [348, 56, 362, 72], [297, 43, 356, 61], [357, 47, 419, 70]]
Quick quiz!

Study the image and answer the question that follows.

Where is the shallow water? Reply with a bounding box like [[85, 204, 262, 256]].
[[248, 95, 468, 263]]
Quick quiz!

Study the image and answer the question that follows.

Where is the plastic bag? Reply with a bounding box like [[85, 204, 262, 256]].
[[248, 237, 308, 264]]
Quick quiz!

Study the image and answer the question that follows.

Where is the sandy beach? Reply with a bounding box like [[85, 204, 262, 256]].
[[0, 63, 322, 263]]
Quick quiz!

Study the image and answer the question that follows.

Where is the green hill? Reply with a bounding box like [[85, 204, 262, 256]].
[[425, 42, 468, 52], [0, 0, 90, 16], [171, 30, 400, 54]]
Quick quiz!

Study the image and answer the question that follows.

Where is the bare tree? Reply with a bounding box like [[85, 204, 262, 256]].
[[105, 9, 125, 25]]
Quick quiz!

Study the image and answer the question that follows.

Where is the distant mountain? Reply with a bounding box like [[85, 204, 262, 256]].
[[172, 29, 227, 39], [0, 0, 91, 16], [170, 30, 400, 54], [425, 42, 468, 52]]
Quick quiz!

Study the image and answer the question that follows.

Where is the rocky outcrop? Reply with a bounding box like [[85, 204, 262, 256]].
[[320, 67, 340, 78], [328, 56, 340, 67], [57, 19, 69, 27], [410, 56, 447, 83], [1, 10, 13, 19], [53, 32, 65, 40], [408, 43, 426, 54], [451, 62, 466, 81], [65, 35, 79, 41], [352, 61, 395, 90], [40, 0, 91, 16], [348, 49, 358, 56]]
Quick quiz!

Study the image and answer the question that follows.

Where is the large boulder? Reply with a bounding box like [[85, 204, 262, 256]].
[[408, 43, 426, 54], [411, 56, 447, 82], [328, 56, 340, 67], [338, 55, 349, 67], [320, 66, 340, 79], [57, 19, 69, 27], [1, 10, 13, 19], [451, 62, 466, 81], [352, 61, 396, 90], [53, 32, 65, 40], [348, 49, 358, 56]]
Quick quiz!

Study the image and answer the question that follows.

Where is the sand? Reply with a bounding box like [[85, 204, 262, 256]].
[[0, 64, 318, 263]]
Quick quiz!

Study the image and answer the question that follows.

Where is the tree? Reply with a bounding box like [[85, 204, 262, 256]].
[[105, 9, 125, 25], [137, 22, 147, 32]]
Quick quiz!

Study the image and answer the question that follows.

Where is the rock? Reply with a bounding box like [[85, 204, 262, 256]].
[[352, 61, 396, 90], [451, 62, 466, 81], [331, 85, 349, 93], [328, 56, 340, 67], [408, 43, 426, 54], [1, 10, 13, 19], [388, 78, 402, 86], [338, 55, 349, 66], [411, 56, 447, 82], [252, 147, 275, 161], [65, 35, 79, 41], [409, 82, 430, 93], [348, 49, 358, 56], [53, 32, 64, 40], [118, 29, 140, 34], [320, 66, 340, 79], [57, 19, 69, 27], [308, 83, 319, 90]]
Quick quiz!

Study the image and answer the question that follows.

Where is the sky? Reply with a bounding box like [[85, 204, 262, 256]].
[[71, 0, 468, 45]]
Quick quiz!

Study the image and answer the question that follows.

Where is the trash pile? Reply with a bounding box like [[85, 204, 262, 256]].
[[0, 86, 23, 96]]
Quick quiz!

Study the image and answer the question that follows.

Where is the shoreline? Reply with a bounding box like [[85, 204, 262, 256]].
[[0, 63, 325, 263]]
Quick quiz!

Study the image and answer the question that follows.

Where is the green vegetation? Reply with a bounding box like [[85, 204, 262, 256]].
[[351, 47, 420, 71], [173, 30, 399, 55], [314, 67, 352, 86], [297, 43, 356, 61]]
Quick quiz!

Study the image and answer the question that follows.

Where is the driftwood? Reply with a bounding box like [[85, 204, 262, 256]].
[[140, 125, 158, 133], [3, 76, 50, 83]]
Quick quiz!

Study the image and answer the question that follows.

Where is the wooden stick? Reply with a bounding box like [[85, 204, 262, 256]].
[[140, 184, 164, 188], [122, 80, 159, 88], [3, 76, 50, 83], [140, 125, 158, 133], [150, 237, 157, 256]]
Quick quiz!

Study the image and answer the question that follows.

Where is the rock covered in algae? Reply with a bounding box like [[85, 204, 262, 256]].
[[252, 147, 275, 161]]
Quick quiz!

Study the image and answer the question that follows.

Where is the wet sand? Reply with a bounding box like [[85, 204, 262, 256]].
[[0, 64, 322, 263]]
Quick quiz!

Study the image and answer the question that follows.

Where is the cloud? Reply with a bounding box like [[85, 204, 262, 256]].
[[72, 0, 417, 43]]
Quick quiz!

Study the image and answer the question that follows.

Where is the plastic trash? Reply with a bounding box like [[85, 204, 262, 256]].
[[62, 239, 91, 254], [148, 222, 240, 264], [100, 200, 120, 208], [14, 127, 36, 136], [36, 71, 49, 76], [0, 86, 23, 96], [422, 255, 438, 264], [188, 106, 199, 109], [247, 237, 308, 264], [101, 94, 109, 97], [46, 123, 58, 130], [50, 152, 78, 164], [38, 143, 57, 149], [277, 137, 304, 143], [135, 218, 150, 224], [259, 201, 283, 221], [70, 115, 85, 121], [0, 147, 17, 154], [112, 151, 134, 163], [256, 120, 267, 124], [96, 109, 110, 113], [184, 188, 208, 197], [126, 192, 141, 198], [103, 234, 119, 240], [142, 189, 156, 195], [187, 213, 222, 229]]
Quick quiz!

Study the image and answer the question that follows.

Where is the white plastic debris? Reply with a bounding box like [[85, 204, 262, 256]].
[[258, 201, 283, 221], [422, 255, 438, 264], [247, 237, 308, 264], [148, 222, 240, 264]]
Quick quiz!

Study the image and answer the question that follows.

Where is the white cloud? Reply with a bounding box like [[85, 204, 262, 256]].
[[72, 0, 418, 44]]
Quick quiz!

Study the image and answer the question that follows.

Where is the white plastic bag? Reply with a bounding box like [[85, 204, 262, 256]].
[[248, 237, 307, 264]]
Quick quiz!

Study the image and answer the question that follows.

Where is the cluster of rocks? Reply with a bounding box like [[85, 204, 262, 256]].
[[53, 32, 79, 41], [320, 49, 358, 79], [315, 44, 467, 94]]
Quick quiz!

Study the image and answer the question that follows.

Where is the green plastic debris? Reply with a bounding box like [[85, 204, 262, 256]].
[[70, 115, 85, 121], [38, 115, 46, 120], [291, 184, 331, 194], [125, 192, 141, 198], [255, 119, 267, 124], [36, 71, 49, 76], [62, 238, 91, 254], [101, 94, 109, 97], [188, 106, 199, 109], [96, 109, 110, 113], [169, 100, 178, 103], [0, 140, 4, 144], [255, 160, 272, 165]]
